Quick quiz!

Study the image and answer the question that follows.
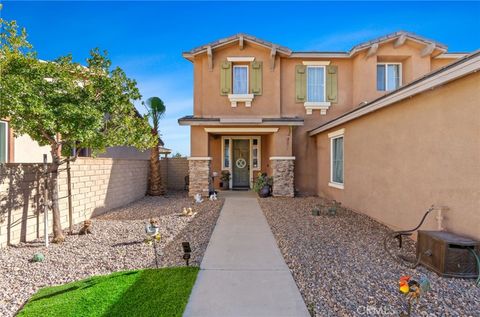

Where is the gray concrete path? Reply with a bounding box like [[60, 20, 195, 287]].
[[183, 191, 310, 317]]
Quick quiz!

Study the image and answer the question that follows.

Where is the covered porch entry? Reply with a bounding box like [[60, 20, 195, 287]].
[[185, 124, 299, 197]]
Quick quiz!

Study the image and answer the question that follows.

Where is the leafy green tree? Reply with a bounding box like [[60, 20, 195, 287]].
[[172, 152, 183, 158], [0, 19, 155, 242], [143, 97, 166, 196]]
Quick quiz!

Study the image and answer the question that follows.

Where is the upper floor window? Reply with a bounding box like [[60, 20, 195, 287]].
[[233, 65, 249, 94], [307, 66, 326, 102], [0, 121, 8, 163], [377, 63, 401, 91]]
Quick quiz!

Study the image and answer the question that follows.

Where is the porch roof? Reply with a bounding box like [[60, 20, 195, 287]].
[[178, 116, 304, 126]]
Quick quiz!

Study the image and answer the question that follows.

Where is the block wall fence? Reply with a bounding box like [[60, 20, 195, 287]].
[[0, 157, 188, 247]]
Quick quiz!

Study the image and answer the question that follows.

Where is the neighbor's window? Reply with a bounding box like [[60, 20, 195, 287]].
[[223, 138, 230, 169], [233, 65, 249, 94], [377, 63, 401, 91], [307, 66, 326, 102], [0, 121, 7, 163], [330, 134, 344, 186]]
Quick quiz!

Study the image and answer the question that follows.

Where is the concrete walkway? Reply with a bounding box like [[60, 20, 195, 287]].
[[183, 191, 310, 317]]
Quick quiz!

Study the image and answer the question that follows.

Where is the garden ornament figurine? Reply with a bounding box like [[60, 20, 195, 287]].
[[182, 207, 195, 217], [398, 275, 431, 316], [145, 218, 161, 268], [194, 193, 203, 204], [209, 192, 218, 201]]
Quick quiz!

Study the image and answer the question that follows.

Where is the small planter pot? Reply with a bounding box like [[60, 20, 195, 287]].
[[258, 185, 271, 198], [222, 181, 230, 190]]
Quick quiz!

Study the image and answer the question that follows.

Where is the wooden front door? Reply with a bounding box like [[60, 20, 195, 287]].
[[232, 139, 250, 188]]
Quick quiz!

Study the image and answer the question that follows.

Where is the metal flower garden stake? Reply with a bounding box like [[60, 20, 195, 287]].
[[145, 218, 161, 268], [398, 275, 431, 316]]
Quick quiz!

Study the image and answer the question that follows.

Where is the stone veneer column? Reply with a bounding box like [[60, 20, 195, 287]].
[[270, 157, 295, 197], [187, 157, 212, 197]]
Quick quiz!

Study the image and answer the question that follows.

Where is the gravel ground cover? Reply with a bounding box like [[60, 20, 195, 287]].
[[259, 196, 480, 317], [0, 192, 223, 317]]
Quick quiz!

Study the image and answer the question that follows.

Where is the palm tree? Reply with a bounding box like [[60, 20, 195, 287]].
[[144, 97, 166, 196]]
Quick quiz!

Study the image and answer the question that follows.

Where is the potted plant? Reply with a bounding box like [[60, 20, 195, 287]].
[[253, 172, 273, 198], [220, 170, 231, 190]]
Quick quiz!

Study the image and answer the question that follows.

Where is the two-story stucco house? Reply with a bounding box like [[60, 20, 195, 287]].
[[179, 31, 479, 239]]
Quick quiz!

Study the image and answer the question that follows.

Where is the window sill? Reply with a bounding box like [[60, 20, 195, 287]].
[[304, 101, 331, 115], [328, 182, 344, 190], [228, 94, 254, 107]]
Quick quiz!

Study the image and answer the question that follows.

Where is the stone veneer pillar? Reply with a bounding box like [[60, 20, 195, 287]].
[[270, 157, 295, 197], [187, 157, 212, 197]]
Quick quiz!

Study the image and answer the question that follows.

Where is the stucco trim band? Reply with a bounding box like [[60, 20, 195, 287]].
[[187, 157, 213, 161], [270, 156, 296, 160], [328, 128, 345, 138], [328, 182, 344, 190], [205, 128, 279, 133], [227, 57, 255, 62], [302, 61, 331, 66]]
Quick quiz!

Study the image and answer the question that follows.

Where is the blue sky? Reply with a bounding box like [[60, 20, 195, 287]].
[[2, 1, 479, 155]]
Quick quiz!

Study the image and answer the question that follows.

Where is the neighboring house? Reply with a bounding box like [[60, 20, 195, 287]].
[[0, 119, 152, 163], [179, 31, 479, 239], [0, 119, 53, 163]]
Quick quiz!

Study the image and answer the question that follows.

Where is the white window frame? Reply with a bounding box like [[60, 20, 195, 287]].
[[304, 65, 331, 115], [328, 128, 344, 189], [0, 120, 8, 163], [377, 62, 402, 91], [221, 136, 261, 188], [228, 64, 254, 107], [306, 65, 327, 103], [232, 65, 249, 95]]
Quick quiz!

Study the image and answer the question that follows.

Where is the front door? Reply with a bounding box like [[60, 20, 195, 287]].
[[232, 139, 250, 188]]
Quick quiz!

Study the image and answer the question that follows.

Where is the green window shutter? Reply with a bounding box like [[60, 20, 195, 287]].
[[250, 61, 262, 95], [326, 65, 338, 103], [0, 122, 6, 163], [295, 65, 306, 103], [220, 60, 232, 95]]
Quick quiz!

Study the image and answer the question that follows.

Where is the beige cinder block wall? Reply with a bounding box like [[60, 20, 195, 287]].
[[159, 158, 189, 190], [0, 157, 149, 247], [315, 72, 480, 240]]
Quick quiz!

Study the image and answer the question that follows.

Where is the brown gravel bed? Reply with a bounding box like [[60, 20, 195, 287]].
[[259, 196, 480, 317], [0, 192, 223, 317]]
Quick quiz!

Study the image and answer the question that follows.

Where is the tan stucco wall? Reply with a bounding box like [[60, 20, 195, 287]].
[[315, 72, 480, 240], [431, 57, 458, 70], [194, 43, 281, 118], [187, 38, 463, 194]]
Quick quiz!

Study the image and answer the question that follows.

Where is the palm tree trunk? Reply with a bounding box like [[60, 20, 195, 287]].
[[148, 136, 165, 196]]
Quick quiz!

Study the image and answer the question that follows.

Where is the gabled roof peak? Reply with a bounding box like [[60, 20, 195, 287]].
[[183, 31, 449, 60], [183, 33, 292, 57], [350, 30, 447, 54]]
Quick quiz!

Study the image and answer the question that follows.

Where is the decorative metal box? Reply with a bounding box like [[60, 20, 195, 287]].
[[417, 230, 479, 278]]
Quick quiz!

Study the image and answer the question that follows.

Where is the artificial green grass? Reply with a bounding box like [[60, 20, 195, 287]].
[[18, 267, 199, 317]]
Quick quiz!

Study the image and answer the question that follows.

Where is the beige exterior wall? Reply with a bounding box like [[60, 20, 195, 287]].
[[187, 38, 462, 194], [13, 134, 52, 163], [315, 72, 480, 240], [0, 158, 149, 247]]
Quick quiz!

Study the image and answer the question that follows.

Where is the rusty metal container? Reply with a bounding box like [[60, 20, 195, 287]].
[[417, 230, 479, 278]]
